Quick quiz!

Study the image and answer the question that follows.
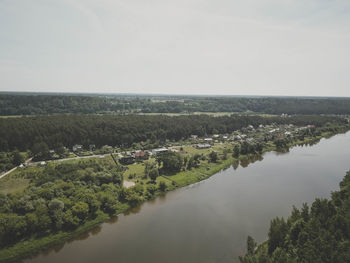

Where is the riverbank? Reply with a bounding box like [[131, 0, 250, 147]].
[[0, 156, 239, 263], [0, 127, 349, 263]]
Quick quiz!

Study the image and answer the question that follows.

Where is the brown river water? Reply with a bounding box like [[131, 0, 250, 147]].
[[21, 132, 350, 263]]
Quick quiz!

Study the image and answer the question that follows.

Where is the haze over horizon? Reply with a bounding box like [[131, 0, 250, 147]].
[[1, 0, 350, 96]]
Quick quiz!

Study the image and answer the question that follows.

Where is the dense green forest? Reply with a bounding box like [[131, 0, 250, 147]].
[[239, 171, 350, 263], [1, 93, 350, 115], [0, 114, 346, 152]]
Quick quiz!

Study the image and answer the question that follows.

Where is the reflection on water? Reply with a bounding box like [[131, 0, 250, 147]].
[[23, 132, 350, 263], [239, 154, 263, 168], [123, 205, 142, 216]]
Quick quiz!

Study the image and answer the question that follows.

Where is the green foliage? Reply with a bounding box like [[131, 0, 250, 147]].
[[159, 181, 167, 192], [31, 142, 49, 161], [0, 151, 27, 173], [247, 235, 257, 255], [0, 159, 124, 249], [233, 144, 240, 158], [157, 152, 183, 174], [239, 171, 350, 263], [149, 168, 159, 181], [209, 151, 218, 163], [273, 138, 288, 149]]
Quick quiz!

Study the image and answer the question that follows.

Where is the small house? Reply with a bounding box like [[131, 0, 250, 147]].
[[152, 148, 168, 156], [196, 144, 211, 149], [134, 150, 149, 160], [72, 144, 83, 152]]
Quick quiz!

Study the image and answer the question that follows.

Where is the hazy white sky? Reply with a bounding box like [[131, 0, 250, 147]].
[[1, 0, 350, 96]]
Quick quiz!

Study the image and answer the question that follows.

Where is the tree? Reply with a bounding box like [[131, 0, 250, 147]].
[[12, 150, 24, 165], [124, 188, 143, 206], [274, 138, 288, 149], [247, 235, 257, 255], [159, 181, 167, 192], [209, 151, 218, 163], [157, 152, 183, 174], [31, 142, 49, 160], [48, 199, 64, 230], [71, 202, 89, 222], [268, 217, 288, 255], [233, 144, 240, 158], [223, 149, 229, 160], [149, 168, 159, 181]]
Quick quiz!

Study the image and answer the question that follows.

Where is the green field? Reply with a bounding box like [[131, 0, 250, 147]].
[[0, 177, 30, 194]]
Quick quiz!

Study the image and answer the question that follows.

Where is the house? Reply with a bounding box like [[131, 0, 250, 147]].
[[40, 161, 46, 166], [196, 144, 211, 149], [134, 150, 149, 160], [191, 135, 198, 140], [119, 155, 135, 165], [89, 144, 96, 151], [204, 138, 213, 142], [212, 134, 220, 138], [152, 148, 168, 156], [72, 144, 83, 152]]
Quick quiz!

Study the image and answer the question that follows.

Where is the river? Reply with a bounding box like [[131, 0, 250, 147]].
[[22, 132, 350, 263]]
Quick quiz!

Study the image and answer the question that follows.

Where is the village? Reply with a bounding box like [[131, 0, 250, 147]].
[[3, 121, 318, 189]]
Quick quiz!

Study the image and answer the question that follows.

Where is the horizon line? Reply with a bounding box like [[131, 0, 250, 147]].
[[1, 90, 350, 99]]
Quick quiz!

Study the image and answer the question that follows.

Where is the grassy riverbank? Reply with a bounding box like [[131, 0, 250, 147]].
[[0, 126, 349, 263]]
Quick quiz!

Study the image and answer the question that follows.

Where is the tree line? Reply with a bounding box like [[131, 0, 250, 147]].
[[0, 114, 345, 152], [2, 93, 350, 115], [239, 171, 350, 263]]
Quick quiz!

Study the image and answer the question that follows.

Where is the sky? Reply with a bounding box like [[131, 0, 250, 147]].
[[1, 0, 350, 96]]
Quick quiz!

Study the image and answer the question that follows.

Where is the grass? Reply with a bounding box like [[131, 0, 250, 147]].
[[0, 177, 30, 194], [123, 162, 146, 180], [164, 157, 236, 187]]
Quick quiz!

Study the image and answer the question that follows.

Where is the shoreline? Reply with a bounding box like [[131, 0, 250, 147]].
[[0, 128, 349, 263]]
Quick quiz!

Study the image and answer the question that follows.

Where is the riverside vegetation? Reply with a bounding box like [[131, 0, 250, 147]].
[[0, 114, 349, 262], [239, 170, 350, 263]]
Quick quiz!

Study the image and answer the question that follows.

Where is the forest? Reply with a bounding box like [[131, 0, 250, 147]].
[[0, 114, 346, 152], [1, 93, 350, 115], [239, 171, 350, 263]]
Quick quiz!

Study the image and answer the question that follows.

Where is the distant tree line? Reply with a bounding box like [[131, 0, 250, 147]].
[[0, 114, 345, 152], [239, 171, 350, 263], [2, 94, 350, 115]]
